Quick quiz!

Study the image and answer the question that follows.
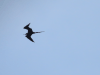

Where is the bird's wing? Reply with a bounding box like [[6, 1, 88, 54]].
[[26, 36, 34, 42], [24, 23, 30, 29]]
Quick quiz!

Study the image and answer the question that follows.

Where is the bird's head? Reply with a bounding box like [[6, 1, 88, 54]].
[[23, 33, 27, 35]]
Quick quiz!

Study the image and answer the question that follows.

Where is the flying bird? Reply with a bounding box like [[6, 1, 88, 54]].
[[23, 23, 44, 42]]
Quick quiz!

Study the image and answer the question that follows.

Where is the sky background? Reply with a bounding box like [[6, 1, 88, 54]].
[[0, 0, 100, 75]]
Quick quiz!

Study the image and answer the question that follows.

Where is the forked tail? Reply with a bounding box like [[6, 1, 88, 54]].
[[35, 31, 45, 33]]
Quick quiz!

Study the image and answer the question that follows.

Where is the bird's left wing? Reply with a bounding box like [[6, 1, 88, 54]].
[[24, 23, 30, 29]]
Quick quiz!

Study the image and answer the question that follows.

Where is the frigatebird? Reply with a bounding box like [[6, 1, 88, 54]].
[[23, 23, 44, 42]]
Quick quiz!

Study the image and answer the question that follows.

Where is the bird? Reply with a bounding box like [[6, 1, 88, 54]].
[[23, 23, 44, 42]]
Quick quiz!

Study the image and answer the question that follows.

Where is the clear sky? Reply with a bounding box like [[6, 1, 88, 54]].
[[0, 0, 100, 75]]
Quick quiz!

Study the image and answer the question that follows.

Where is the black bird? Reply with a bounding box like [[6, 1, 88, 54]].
[[23, 23, 44, 42]]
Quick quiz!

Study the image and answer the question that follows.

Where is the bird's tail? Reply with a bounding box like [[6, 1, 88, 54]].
[[23, 33, 27, 35], [34, 31, 44, 33], [40, 31, 45, 32]]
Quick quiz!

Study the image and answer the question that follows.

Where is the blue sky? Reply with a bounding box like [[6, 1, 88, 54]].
[[0, 0, 100, 75]]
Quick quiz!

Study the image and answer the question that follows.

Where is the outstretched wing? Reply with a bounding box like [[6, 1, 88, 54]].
[[24, 23, 30, 29], [26, 35, 34, 42], [24, 23, 33, 33]]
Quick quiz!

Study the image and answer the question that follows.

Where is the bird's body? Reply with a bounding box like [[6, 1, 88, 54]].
[[23, 23, 44, 42]]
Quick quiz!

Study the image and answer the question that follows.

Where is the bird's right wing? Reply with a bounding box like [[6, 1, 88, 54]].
[[26, 36, 34, 42]]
